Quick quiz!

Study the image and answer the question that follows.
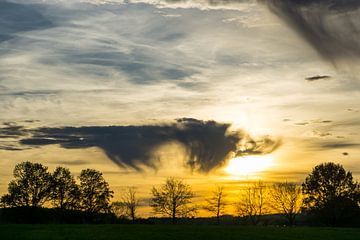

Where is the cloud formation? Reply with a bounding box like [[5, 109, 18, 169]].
[[133, 0, 360, 63], [16, 118, 281, 172], [0, 1, 54, 43], [261, 0, 360, 62]]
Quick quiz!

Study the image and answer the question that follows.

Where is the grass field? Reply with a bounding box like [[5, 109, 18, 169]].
[[1, 225, 360, 240]]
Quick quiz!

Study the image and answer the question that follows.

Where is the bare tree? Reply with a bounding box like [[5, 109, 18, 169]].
[[122, 187, 139, 222], [111, 201, 126, 219], [270, 182, 303, 225], [204, 186, 227, 224], [236, 181, 268, 225], [150, 177, 195, 224], [112, 187, 139, 222]]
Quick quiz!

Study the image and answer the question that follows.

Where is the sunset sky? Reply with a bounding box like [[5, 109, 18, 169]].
[[0, 0, 359, 216]]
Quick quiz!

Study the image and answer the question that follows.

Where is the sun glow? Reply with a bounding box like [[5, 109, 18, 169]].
[[224, 155, 274, 176]]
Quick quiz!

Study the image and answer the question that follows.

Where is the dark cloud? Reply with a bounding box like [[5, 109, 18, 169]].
[[319, 120, 332, 124], [0, 1, 54, 43], [0, 122, 28, 138], [0, 90, 61, 96], [305, 75, 331, 82], [261, 0, 360, 62], [17, 118, 280, 173]]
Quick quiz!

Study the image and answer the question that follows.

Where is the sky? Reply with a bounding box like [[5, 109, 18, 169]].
[[0, 0, 359, 216]]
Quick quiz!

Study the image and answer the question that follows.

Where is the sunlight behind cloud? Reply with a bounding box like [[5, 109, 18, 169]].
[[224, 154, 274, 177]]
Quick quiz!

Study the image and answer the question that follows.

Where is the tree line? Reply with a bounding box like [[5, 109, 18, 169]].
[[1, 161, 359, 226], [1, 162, 113, 213]]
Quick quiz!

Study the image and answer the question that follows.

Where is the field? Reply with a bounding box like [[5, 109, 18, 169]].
[[1, 225, 360, 240]]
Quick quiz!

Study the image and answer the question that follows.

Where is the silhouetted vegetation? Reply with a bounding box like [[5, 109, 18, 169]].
[[0, 162, 115, 223], [1, 162, 52, 208], [151, 177, 195, 224], [112, 187, 139, 222], [203, 186, 227, 224], [302, 162, 360, 226], [51, 166, 80, 210], [236, 181, 268, 225], [78, 169, 113, 213], [270, 182, 303, 225], [0, 161, 359, 227]]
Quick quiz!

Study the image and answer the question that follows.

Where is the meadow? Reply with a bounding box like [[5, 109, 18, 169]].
[[1, 225, 359, 240]]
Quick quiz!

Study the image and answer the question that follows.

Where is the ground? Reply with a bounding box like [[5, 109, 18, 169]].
[[1, 225, 359, 240]]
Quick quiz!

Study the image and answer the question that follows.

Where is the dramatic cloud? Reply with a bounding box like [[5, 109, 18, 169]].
[[261, 0, 360, 62], [16, 118, 281, 172]]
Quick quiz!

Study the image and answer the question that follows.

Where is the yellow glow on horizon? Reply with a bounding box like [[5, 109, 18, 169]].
[[224, 155, 274, 177]]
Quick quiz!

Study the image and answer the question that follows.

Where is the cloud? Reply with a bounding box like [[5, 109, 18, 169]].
[[0, 1, 54, 43], [312, 130, 332, 138], [17, 118, 281, 172], [54, 160, 91, 166], [261, 0, 360, 62], [305, 75, 331, 82], [310, 141, 360, 151], [0, 122, 28, 138], [129, 0, 255, 10]]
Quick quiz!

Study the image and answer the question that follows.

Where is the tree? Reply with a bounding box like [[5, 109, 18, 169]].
[[270, 182, 303, 225], [111, 201, 127, 219], [302, 162, 360, 225], [236, 181, 268, 225], [112, 187, 139, 222], [0, 161, 52, 207], [151, 177, 195, 224], [51, 166, 80, 210], [204, 186, 227, 224], [78, 169, 113, 213]]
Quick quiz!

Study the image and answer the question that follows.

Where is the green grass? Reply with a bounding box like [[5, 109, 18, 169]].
[[0, 225, 359, 240]]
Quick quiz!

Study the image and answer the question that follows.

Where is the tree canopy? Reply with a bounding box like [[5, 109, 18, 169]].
[[1, 162, 52, 207], [51, 166, 80, 210], [151, 177, 195, 223], [302, 162, 360, 225], [78, 169, 113, 213]]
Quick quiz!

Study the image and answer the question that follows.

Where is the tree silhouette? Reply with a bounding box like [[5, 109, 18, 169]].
[[151, 177, 195, 224], [0, 161, 52, 207], [111, 187, 139, 222], [270, 182, 303, 225], [302, 162, 360, 225], [78, 169, 113, 213], [204, 186, 227, 224], [121, 187, 139, 222], [51, 166, 80, 210], [236, 181, 268, 225]]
